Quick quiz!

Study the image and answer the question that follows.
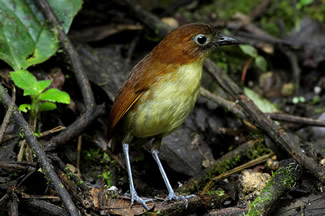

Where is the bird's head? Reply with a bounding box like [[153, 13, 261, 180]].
[[152, 23, 239, 65]]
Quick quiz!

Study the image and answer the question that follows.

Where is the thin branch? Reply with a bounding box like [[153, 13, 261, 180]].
[[0, 85, 16, 143], [200, 87, 325, 128], [201, 154, 274, 195], [266, 113, 325, 127]]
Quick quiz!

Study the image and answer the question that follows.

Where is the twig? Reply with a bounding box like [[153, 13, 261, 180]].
[[35, 0, 103, 150], [201, 154, 274, 195], [0, 84, 79, 216], [280, 47, 301, 94], [122, 0, 173, 37], [0, 161, 36, 171], [199, 87, 247, 120], [200, 87, 325, 128], [76, 136, 82, 175], [249, 0, 272, 21], [39, 126, 65, 137], [266, 113, 325, 127], [241, 57, 253, 84], [0, 85, 16, 143]]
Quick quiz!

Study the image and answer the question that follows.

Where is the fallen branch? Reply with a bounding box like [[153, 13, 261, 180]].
[[248, 159, 301, 215]]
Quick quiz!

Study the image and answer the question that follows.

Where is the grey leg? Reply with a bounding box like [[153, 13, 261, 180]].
[[152, 149, 195, 208], [123, 143, 152, 210]]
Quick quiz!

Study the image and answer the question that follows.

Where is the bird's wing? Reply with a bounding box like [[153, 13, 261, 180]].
[[107, 53, 176, 141], [106, 82, 143, 140], [107, 54, 154, 140]]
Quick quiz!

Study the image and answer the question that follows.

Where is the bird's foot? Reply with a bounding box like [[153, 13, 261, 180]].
[[163, 192, 195, 208], [129, 191, 153, 210]]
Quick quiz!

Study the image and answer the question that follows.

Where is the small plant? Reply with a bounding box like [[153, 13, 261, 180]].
[[10, 69, 70, 130], [100, 170, 113, 187], [297, 0, 314, 10], [239, 44, 267, 72], [0, 0, 81, 132]]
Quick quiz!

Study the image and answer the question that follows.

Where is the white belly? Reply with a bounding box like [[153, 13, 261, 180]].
[[125, 62, 203, 137]]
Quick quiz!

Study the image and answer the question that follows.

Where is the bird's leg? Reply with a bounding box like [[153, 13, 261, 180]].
[[151, 138, 195, 208], [122, 143, 152, 210]]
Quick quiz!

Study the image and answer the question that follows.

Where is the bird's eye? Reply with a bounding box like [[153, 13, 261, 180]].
[[194, 34, 209, 46]]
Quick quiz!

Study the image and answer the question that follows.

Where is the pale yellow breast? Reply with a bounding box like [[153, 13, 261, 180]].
[[125, 61, 203, 138]]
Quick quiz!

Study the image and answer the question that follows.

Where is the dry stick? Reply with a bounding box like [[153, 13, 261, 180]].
[[241, 57, 253, 84], [35, 0, 102, 151], [123, 0, 173, 37], [249, 0, 272, 20], [200, 87, 247, 120], [204, 59, 325, 183], [200, 87, 325, 127], [266, 113, 325, 127], [76, 136, 82, 175], [201, 153, 274, 195], [0, 84, 79, 216], [0, 86, 16, 143]]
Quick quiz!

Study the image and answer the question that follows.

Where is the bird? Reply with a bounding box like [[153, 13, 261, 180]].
[[107, 23, 239, 210]]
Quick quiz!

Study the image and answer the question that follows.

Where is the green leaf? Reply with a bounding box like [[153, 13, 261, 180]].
[[39, 88, 70, 104], [35, 80, 52, 93], [255, 56, 267, 72], [244, 87, 279, 113], [10, 70, 52, 96], [297, 0, 314, 10], [39, 102, 57, 111], [19, 104, 31, 113], [0, 0, 82, 70], [24, 79, 52, 96], [239, 44, 258, 58], [10, 69, 37, 91]]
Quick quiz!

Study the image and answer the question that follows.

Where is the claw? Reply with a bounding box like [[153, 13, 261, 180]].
[[129, 192, 153, 210], [162, 192, 195, 208]]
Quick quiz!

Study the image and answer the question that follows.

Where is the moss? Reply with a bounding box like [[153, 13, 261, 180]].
[[247, 161, 299, 215], [207, 189, 225, 197], [247, 142, 273, 160], [83, 148, 111, 165]]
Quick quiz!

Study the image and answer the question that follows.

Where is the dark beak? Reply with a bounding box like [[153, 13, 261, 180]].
[[215, 35, 240, 46]]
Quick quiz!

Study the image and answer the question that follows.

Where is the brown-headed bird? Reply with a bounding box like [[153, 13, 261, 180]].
[[107, 23, 239, 210]]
